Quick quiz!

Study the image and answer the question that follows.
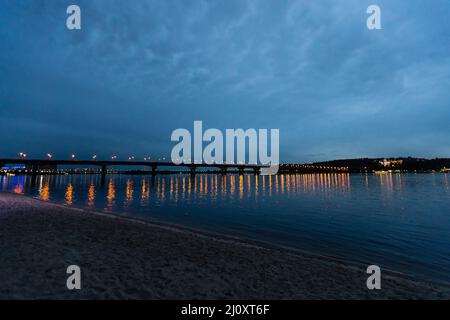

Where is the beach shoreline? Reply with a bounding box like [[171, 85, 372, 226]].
[[1, 191, 449, 299]]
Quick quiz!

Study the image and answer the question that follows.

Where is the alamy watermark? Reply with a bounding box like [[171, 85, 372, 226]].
[[66, 5, 81, 30], [366, 265, 381, 290], [367, 5, 382, 30], [66, 265, 81, 290], [170, 121, 279, 175], [65, 4, 381, 32]]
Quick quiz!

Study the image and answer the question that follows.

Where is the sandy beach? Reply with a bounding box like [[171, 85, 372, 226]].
[[0, 191, 449, 299]]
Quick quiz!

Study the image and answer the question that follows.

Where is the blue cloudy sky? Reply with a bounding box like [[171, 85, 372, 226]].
[[0, 0, 449, 162]]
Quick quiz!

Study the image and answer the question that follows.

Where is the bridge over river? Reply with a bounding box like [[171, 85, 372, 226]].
[[0, 159, 350, 176], [0, 158, 269, 175]]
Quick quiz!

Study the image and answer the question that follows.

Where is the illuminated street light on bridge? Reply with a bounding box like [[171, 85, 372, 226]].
[[92, 155, 97, 160], [128, 156, 135, 161], [71, 154, 76, 159], [111, 155, 117, 160], [19, 152, 27, 158], [47, 153, 53, 159]]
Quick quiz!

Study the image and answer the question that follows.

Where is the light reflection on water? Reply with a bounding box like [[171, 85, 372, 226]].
[[1, 173, 450, 283]]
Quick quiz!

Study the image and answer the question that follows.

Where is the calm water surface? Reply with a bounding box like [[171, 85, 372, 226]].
[[2, 173, 450, 283]]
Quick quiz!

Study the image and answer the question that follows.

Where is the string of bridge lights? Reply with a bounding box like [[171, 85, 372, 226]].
[[17, 153, 167, 161]]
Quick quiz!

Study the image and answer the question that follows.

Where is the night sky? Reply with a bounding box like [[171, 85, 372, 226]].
[[1, 0, 449, 162]]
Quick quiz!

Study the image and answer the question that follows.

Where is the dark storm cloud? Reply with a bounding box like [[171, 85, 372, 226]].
[[0, 0, 449, 161]]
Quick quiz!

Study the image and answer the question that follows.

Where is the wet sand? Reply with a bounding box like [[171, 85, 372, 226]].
[[0, 191, 449, 299]]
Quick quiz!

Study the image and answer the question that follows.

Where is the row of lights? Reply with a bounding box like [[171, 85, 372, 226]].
[[18, 153, 167, 161]]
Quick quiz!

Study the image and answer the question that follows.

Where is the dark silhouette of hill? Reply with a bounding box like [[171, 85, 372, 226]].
[[312, 157, 450, 173]]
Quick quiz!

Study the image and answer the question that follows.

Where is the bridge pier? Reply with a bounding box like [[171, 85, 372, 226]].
[[101, 165, 108, 176], [100, 165, 107, 187], [253, 167, 260, 175], [29, 164, 40, 175], [190, 166, 196, 175], [151, 165, 157, 175], [220, 167, 227, 175], [238, 167, 245, 175]]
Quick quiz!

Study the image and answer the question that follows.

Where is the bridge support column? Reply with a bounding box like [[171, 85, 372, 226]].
[[101, 165, 107, 187], [220, 167, 227, 175], [151, 165, 157, 175], [190, 166, 196, 175], [238, 167, 245, 175], [253, 167, 260, 175]]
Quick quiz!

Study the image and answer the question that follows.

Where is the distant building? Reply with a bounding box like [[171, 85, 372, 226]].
[[380, 159, 404, 167]]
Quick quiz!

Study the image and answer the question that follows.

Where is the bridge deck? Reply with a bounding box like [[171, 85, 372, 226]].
[[0, 159, 267, 170]]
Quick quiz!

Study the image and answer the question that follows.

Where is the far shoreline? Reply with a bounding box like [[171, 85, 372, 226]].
[[1, 171, 450, 176]]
